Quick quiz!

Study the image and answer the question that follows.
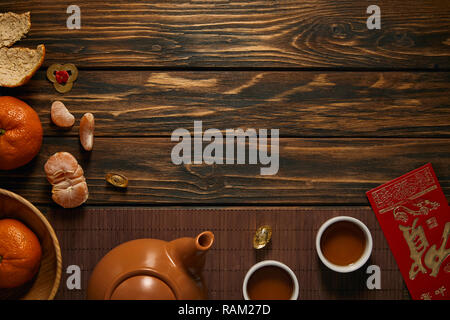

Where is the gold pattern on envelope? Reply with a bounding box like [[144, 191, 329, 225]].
[[401, 219, 450, 280], [372, 167, 435, 213], [393, 200, 440, 222], [424, 222, 450, 277], [399, 218, 429, 280]]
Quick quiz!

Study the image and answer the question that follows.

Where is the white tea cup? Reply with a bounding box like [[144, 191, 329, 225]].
[[316, 216, 373, 273], [243, 260, 299, 300]]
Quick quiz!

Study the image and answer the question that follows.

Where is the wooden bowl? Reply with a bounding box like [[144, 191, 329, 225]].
[[0, 188, 62, 300]]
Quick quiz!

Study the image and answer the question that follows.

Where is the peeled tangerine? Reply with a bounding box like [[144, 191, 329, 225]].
[[44, 152, 88, 208], [51, 101, 75, 128], [80, 113, 94, 151]]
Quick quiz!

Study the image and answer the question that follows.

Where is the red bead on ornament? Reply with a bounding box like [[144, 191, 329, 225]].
[[55, 70, 70, 84]]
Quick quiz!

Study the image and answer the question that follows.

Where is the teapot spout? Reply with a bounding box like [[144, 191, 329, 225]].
[[195, 231, 214, 251], [168, 231, 214, 276]]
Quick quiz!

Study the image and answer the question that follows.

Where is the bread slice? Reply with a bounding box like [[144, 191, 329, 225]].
[[0, 44, 45, 87], [0, 12, 31, 48], [0, 12, 45, 87]]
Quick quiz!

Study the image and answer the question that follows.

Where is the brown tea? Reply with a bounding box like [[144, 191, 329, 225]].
[[247, 266, 294, 300], [320, 221, 366, 266]]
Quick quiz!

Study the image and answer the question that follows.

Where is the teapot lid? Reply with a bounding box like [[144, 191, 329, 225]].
[[110, 275, 176, 300]]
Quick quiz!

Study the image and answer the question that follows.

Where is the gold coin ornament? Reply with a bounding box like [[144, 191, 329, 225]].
[[253, 225, 273, 249], [47, 63, 78, 93], [106, 173, 129, 188]]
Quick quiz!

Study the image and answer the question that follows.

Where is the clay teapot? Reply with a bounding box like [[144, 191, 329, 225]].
[[87, 231, 214, 300]]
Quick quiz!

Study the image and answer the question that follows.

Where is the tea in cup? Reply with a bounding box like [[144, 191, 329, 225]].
[[316, 216, 372, 273], [243, 260, 299, 300]]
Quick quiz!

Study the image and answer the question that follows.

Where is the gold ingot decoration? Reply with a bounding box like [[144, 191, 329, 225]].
[[253, 225, 272, 249], [106, 173, 129, 188]]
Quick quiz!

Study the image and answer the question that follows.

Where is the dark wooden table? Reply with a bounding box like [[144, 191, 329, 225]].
[[0, 0, 449, 300]]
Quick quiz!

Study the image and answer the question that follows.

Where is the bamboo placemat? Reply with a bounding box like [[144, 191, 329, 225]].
[[44, 207, 410, 300]]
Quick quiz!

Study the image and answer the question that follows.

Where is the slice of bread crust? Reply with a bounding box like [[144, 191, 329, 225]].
[[0, 44, 45, 87], [0, 12, 31, 48]]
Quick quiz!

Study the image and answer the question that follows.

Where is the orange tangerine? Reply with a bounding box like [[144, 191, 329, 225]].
[[0, 96, 43, 170], [0, 218, 42, 288]]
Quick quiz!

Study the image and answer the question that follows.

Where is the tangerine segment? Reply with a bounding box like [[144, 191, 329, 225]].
[[51, 101, 75, 128], [0, 218, 42, 289], [44, 152, 89, 208], [52, 179, 88, 209], [80, 113, 94, 151], [44, 151, 78, 184]]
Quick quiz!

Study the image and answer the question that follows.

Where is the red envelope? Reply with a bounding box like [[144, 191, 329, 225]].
[[366, 163, 450, 300]]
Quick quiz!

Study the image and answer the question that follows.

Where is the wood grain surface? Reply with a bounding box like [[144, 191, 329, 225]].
[[0, 0, 449, 68], [1, 138, 448, 205], [47, 207, 410, 300], [1, 0, 449, 301], [1, 71, 449, 137]]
